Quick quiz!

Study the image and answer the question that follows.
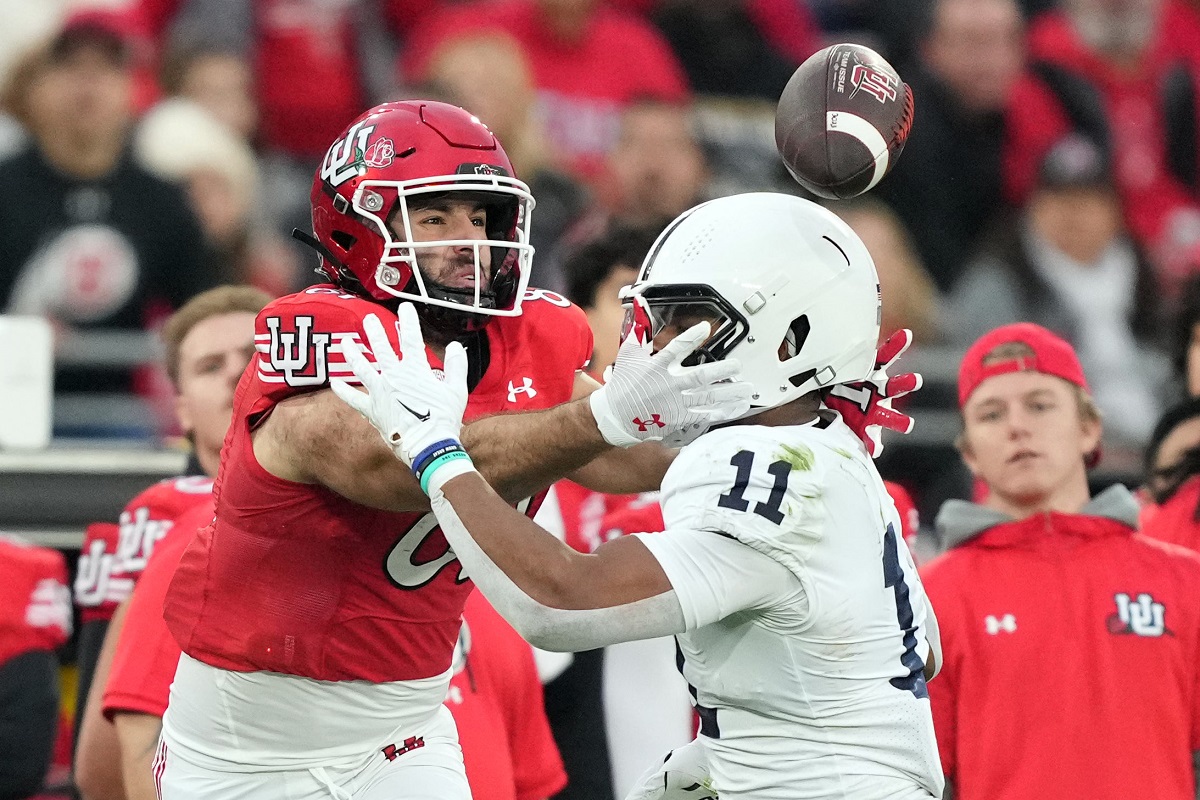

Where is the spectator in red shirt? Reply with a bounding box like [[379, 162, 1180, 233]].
[[0, 537, 71, 800], [404, 0, 689, 180], [922, 322, 1200, 800]]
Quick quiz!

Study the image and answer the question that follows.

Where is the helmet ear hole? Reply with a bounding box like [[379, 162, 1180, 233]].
[[783, 315, 814, 388], [331, 230, 357, 252], [780, 315, 811, 361]]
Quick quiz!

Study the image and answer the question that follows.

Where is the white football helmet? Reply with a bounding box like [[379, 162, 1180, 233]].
[[620, 192, 881, 415]]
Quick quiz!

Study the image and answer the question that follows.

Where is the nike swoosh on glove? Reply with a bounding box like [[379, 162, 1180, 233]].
[[330, 303, 470, 472], [822, 328, 922, 458], [590, 295, 754, 448], [625, 739, 718, 800]]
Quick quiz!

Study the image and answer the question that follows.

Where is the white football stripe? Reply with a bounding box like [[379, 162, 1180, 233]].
[[825, 111, 890, 192]]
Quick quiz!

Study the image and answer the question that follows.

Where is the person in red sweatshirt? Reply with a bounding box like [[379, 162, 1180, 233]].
[[921, 321, 1200, 800]]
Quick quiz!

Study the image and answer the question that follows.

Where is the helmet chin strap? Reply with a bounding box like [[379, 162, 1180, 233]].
[[406, 270, 496, 335]]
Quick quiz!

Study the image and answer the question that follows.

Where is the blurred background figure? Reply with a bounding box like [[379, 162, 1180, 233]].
[[404, 0, 689, 181], [1139, 397, 1200, 551], [650, 0, 822, 100], [876, 0, 1025, 294], [0, 10, 216, 402], [157, 43, 258, 144], [1002, 0, 1200, 295], [134, 98, 298, 295], [418, 30, 590, 293], [831, 197, 945, 345], [0, 536, 71, 800], [602, 99, 710, 229], [950, 134, 1168, 446], [1171, 272, 1200, 398]]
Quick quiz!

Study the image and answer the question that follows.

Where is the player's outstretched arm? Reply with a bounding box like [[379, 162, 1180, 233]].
[[291, 305, 751, 512], [329, 304, 691, 649]]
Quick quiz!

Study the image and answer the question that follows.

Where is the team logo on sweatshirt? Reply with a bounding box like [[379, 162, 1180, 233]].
[[1107, 592, 1171, 637]]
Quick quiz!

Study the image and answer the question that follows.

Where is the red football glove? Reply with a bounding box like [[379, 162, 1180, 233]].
[[823, 329, 922, 458]]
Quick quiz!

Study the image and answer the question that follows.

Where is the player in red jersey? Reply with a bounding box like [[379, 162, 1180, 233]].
[[923, 323, 1200, 800], [99, 500, 564, 800], [157, 99, 752, 798], [0, 536, 71, 799], [72, 285, 271, 800]]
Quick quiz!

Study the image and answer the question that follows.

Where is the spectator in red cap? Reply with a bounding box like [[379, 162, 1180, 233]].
[[920, 321, 1200, 800]]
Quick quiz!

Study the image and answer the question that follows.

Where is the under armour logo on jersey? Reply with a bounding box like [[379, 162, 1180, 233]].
[[633, 414, 665, 431], [267, 316, 331, 387], [381, 736, 425, 762], [1108, 593, 1170, 637], [508, 378, 536, 402], [984, 614, 1017, 635]]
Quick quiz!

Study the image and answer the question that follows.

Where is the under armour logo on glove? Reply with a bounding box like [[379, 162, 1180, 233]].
[[633, 415, 665, 431], [822, 328, 922, 458], [588, 295, 754, 448]]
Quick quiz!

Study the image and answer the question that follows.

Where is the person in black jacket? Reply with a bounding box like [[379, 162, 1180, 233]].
[[0, 11, 218, 396]]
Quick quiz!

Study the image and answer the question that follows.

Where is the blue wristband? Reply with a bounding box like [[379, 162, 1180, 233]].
[[411, 439, 471, 492], [418, 450, 473, 495]]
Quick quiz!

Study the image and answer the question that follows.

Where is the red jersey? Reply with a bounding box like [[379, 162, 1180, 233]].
[[923, 494, 1200, 800], [885, 480, 921, 559], [553, 480, 636, 554], [0, 536, 71, 666], [449, 592, 567, 800], [103, 500, 214, 720], [164, 285, 593, 683], [74, 476, 214, 623], [1142, 476, 1200, 554]]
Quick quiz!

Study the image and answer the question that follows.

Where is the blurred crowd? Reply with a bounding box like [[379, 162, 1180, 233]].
[[10, 0, 1200, 797]]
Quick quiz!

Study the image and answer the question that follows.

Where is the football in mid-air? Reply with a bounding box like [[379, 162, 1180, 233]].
[[775, 43, 913, 200]]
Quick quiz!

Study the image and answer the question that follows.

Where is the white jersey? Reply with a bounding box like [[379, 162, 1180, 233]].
[[635, 415, 943, 800]]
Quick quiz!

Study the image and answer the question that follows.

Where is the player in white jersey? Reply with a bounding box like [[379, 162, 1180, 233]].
[[332, 192, 944, 800]]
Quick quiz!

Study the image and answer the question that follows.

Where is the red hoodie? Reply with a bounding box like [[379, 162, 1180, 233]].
[[922, 486, 1200, 799]]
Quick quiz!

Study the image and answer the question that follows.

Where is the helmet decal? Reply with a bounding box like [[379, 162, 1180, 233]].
[[320, 120, 376, 187], [363, 137, 396, 169]]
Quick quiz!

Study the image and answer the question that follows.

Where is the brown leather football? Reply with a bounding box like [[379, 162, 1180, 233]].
[[775, 43, 914, 200]]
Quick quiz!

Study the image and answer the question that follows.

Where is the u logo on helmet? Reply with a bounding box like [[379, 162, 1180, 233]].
[[320, 121, 376, 187]]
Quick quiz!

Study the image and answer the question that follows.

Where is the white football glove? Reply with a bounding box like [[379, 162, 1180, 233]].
[[331, 304, 475, 494], [590, 296, 753, 448], [625, 739, 718, 800]]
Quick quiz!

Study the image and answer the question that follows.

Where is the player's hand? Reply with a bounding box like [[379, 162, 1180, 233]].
[[822, 328, 922, 458], [590, 295, 753, 448], [625, 739, 717, 800], [331, 304, 474, 493]]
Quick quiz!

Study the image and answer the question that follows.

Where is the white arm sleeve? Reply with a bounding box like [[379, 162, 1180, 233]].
[[430, 490, 688, 652], [635, 528, 803, 630]]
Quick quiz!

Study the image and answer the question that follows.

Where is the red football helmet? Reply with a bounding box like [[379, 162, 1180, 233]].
[[303, 100, 535, 319]]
